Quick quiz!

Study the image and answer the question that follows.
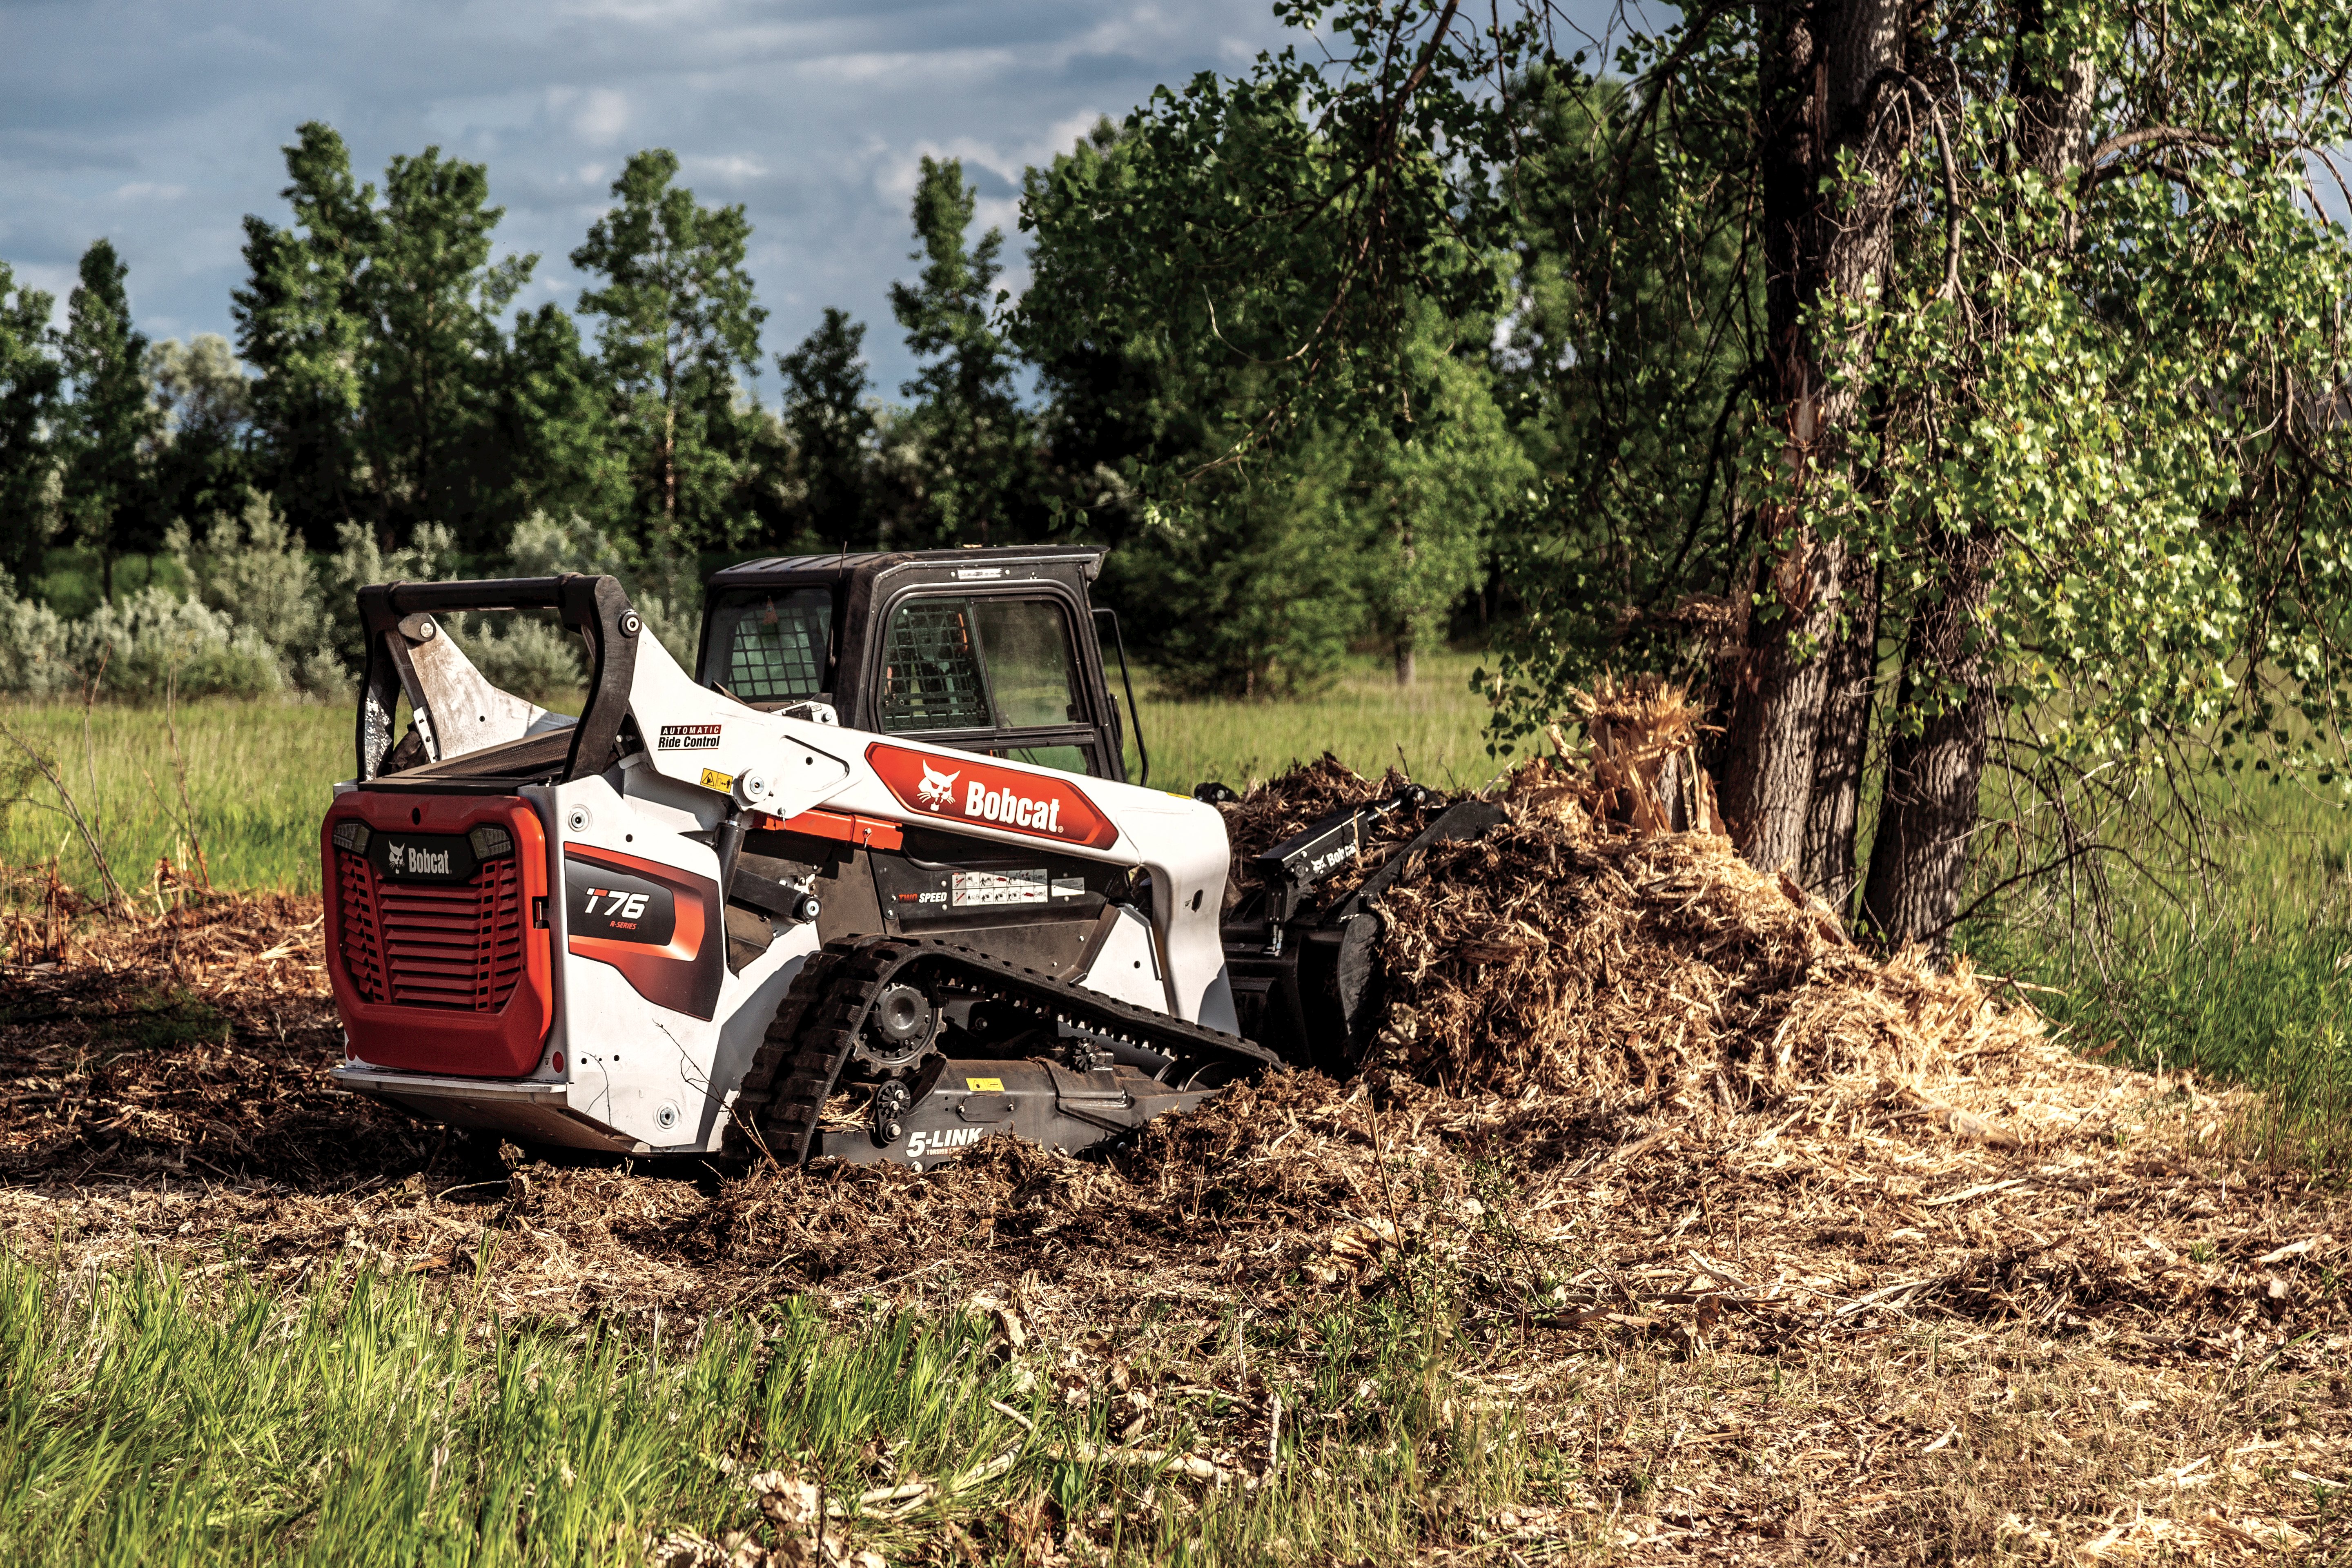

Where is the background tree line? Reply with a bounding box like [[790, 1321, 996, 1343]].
[[0, 116, 1526, 702], [8, 0, 2352, 959]]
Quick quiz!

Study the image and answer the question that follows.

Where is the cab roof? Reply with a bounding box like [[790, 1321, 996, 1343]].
[[706, 546, 1103, 592]]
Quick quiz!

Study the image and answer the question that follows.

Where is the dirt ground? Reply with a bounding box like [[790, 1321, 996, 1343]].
[[1, 771, 2348, 1563]]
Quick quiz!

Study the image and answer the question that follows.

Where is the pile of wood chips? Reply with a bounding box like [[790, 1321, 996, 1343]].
[[0, 748, 2344, 1563]]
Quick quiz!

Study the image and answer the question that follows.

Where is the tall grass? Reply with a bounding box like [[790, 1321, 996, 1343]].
[[0, 1249, 1527, 1565], [1963, 779, 2352, 1168], [0, 699, 350, 898], [1124, 650, 1505, 795], [0, 654, 1502, 902]]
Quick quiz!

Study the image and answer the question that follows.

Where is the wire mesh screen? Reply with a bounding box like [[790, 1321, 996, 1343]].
[[707, 590, 833, 702], [880, 599, 991, 732]]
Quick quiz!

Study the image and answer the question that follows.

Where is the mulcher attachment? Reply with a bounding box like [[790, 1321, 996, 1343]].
[[728, 936, 1278, 1169], [1220, 786, 1508, 1075]]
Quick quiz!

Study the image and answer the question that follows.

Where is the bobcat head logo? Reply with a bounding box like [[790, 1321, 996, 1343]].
[[916, 761, 961, 808]]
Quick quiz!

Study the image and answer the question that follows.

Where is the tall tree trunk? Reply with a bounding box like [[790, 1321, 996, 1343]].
[[1720, 532, 1845, 873], [1859, 18, 2094, 951], [1394, 617, 1416, 687], [1858, 530, 1995, 948], [1717, 0, 1909, 873], [1802, 551, 1879, 907]]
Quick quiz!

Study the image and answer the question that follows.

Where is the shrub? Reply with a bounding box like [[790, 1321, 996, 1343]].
[[167, 493, 345, 695], [76, 586, 285, 701], [0, 572, 79, 699]]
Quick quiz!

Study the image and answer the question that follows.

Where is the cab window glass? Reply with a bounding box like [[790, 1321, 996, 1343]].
[[880, 599, 991, 731], [973, 599, 1081, 728], [997, 743, 1092, 775], [705, 589, 832, 702]]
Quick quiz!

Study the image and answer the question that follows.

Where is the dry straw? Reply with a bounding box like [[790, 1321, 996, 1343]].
[[0, 717, 2344, 1561]]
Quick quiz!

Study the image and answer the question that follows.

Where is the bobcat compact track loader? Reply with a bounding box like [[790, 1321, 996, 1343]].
[[322, 550, 1500, 1168]]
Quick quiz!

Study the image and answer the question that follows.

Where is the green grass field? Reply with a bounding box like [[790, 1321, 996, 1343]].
[[1125, 651, 1507, 797], [0, 1250, 1513, 1566], [0, 653, 1502, 902], [0, 697, 350, 901], [1962, 777, 2352, 1168]]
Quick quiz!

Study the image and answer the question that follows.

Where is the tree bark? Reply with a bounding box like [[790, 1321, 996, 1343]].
[[1858, 531, 1994, 949], [1716, 0, 1910, 874], [1802, 550, 1879, 908], [1859, 16, 2093, 951], [1719, 531, 1844, 873]]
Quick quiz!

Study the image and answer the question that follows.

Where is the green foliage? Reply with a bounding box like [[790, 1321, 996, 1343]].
[[76, 586, 287, 701], [1114, 441, 1370, 697], [235, 122, 558, 552], [1018, 81, 1527, 693], [0, 569, 76, 701], [1015, 6, 1525, 435], [889, 158, 1031, 546], [572, 149, 767, 554], [166, 493, 314, 654], [165, 492, 343, 694], [0, 261, 62, 583], [497, 303, 628, 530], [352, 143, 537, 550], [775, 307, 877, 547], [58, 241, 160, 591], [233, 122, 376, 542], [143, 334, 257, 538], [1483, 64, 1763, 721]]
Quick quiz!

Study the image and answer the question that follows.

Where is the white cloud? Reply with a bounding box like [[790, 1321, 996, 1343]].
[[687, 152, 767, 183], [571, 87, 631, 146]]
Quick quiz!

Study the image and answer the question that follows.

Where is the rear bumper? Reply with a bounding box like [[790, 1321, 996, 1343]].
[[330, 1062, 648, 1154]]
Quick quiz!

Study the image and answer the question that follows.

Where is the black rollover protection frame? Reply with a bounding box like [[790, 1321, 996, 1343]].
[[353, 574, 641, 784]]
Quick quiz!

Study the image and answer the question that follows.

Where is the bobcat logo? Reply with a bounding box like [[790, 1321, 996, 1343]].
[[915, 761, 961, 808]]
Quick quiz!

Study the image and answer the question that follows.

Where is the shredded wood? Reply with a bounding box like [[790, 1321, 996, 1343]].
[[0, 754, 2345, 1563]]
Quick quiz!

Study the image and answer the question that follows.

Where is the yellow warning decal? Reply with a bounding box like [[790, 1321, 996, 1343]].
[[964, 1077, 1005, 1093], [699, 768, 734, 794]]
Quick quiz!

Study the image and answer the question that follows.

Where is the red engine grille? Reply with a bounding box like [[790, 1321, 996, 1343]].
[[334, 849, 526, 1011]]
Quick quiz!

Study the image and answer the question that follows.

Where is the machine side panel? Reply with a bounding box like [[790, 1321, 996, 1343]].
[[1075, 904, 1167, 1010], [562, 846, 724, 1021]]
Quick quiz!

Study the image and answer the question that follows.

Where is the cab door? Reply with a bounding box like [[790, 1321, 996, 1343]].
[[871, 591, 1122, 779]]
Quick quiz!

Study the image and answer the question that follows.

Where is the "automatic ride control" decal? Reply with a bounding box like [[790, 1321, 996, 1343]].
[[864, 743, 1120, 850]]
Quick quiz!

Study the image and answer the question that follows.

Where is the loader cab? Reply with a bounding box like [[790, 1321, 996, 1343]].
[[697, 547, 1138, 784]]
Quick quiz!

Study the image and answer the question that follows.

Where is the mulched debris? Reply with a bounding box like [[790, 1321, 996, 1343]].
[[0, 744, 2345, 1564]]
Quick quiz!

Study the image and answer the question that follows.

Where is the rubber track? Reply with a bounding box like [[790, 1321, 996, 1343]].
[[725, 935, 1276, 1165]]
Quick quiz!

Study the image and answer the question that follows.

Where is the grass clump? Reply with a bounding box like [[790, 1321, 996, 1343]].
[[1965, 780, 2352, 1170], [0, 1249, 1527, 1566]]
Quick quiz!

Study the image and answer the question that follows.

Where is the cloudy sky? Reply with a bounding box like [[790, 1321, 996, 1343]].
[[2, 0, 1646, 401], [0, 0, 1324, 399]]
